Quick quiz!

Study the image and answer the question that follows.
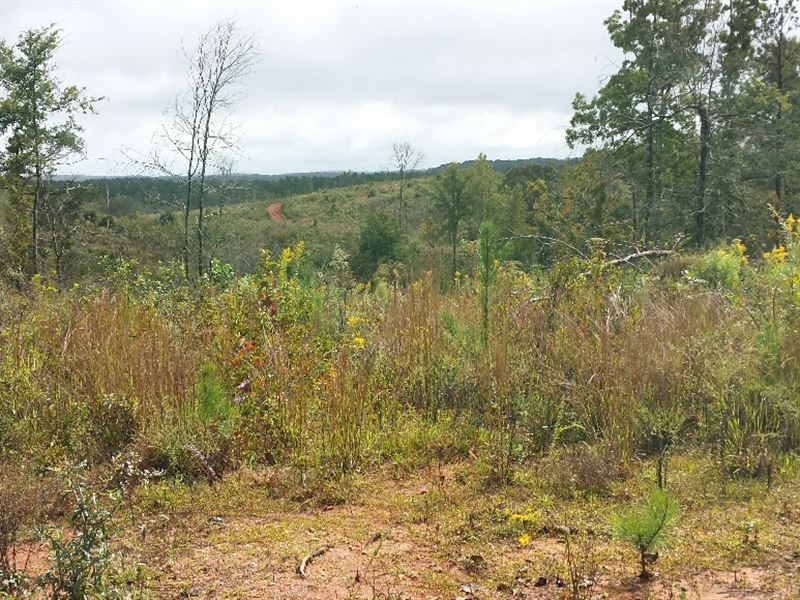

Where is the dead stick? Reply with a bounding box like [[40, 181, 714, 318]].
[[297, 545, 331, 578], [605, 249, 674, 266]]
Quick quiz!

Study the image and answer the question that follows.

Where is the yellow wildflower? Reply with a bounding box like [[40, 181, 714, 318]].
[[764, 245, 787, 263], [518, 533, 531, 546], [347, 316, 365, 328]]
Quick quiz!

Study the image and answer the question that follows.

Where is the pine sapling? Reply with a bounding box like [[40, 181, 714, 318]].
[[613, 489, 678, 579]]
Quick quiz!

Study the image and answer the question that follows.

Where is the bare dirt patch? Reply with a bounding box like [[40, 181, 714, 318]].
[[267, 202, 282, 221], [128, 463, 800, 600]]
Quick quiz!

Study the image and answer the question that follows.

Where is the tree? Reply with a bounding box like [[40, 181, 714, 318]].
[[752, 0, 800, 215], [352, 212, 402, 281], [210, 155, 249, 217], [147, 19, 256, 279], [40, 183, 91, 285], [613, 489, 678, 579], [568, 0, 695, 243], [477, 221, 511, 344], [465, 153, 502, 232], [193, 20, 258, 276], [391, 142, 423, 228], [0, 24, 99, 277], [431, 163, 472, 279], [567, 0, 775, 246]]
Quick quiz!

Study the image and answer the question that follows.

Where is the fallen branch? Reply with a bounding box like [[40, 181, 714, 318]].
[[297, 545, 331, 578], [605, 249, 674, 267], [499, 233, 589, 260]]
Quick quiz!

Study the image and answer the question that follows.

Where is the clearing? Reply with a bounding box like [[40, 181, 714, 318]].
[[112, 456, 800, 599]]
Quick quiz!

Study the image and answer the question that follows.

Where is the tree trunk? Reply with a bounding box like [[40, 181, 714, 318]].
[[696, 106, 711, 246], [776, 24, 785, 211], [644, 103, 655, 242], [398, 169, 405, 228], [182, 119, 198, 280], [31, 167, 40, 276], [197, 112, 212, 277], [452, 233, 457, 280], [197, 174, 205, 277], [30, 60, 41, 277], [183, 181, 191, 280], [51, 225, 62, 287]]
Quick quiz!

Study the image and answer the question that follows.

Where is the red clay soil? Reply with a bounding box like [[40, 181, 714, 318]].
[[267, 202, 282, 221], [128, 465, 799, 600]]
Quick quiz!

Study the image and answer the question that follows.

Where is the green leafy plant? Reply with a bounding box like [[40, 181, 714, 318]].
[[613, 489, 678, 579], [36, 465, 146, 598]]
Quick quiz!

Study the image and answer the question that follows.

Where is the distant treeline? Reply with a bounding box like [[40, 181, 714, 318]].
[[85, 157, 573, 215]]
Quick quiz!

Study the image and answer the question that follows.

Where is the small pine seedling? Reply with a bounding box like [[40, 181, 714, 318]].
[[613, 488, 678, 579]]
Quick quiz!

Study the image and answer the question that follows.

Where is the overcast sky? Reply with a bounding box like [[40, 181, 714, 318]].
[[1, 0, 622, 176]]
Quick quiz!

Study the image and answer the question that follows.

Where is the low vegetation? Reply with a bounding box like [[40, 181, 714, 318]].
[[2, 216, 800, 596]]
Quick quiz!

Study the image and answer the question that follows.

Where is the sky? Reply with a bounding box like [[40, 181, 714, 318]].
[[0, 0, 623, 176]]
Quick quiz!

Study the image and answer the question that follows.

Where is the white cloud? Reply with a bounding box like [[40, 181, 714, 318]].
[[0, 0, 622, 175]]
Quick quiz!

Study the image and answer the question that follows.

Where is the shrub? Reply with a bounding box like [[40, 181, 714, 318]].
[[86, 394, 138, 463], [688, 239, 749, 292], [36, 466, 146, 599], [541, 443, 630, 497]]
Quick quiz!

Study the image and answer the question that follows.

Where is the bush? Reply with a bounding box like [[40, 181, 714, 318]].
[[352, 212, 402, 281], [36, 465, 146, 599], [540, 443, 630, 497], [689, 239, 749, 292], [86, 394, 138, 463]]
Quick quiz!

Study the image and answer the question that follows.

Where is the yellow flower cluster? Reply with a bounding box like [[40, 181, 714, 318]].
[[502, 507, 541, 547], [731, 239, 747, 259], [763, 245, 787, 263], [347, 316, 366, 328], [505, 509, 541, 525]]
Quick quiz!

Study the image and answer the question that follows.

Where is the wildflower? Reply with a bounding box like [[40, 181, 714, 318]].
[[352, 336, 365, 348], [518, 533, 531, 546], [347, 316, 365, 328], [237, 379, 251, 392], [731, 239, 748, 264], [763, 245, 787, 263]]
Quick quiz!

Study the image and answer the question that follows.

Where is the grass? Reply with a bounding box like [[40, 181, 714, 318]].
[[3, 221, 800, 597]]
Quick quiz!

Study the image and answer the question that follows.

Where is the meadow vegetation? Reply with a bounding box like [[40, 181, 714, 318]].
[[3, 214, 800, 596]]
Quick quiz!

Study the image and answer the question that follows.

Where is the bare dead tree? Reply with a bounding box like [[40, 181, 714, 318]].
[[391, 142, 423, 227], [193, 20, 258, 276], [138, 20, 257, 280], [40, 183, 88, 285], [212, 155, 250, 216]]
